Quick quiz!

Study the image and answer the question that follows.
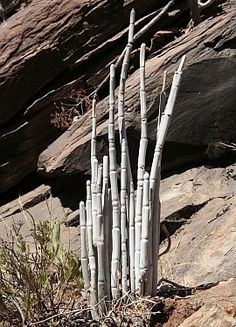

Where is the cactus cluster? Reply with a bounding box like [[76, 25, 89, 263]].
[[79, 9, 186, 319]]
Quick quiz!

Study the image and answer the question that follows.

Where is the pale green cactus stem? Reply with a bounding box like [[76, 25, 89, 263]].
[[117, 9, 136, 295], [94, 164, 103, 245], [150, 55, 186, 295], [150, 174, 161, 296], [91, 95, 98, 245], [110, 168, 121, 299], [102, 156, 109, 207], [85, 181, 99, 320], [96, 166, 106, 315], [118, 8, 135, 136], [81, 8, 186, 314], [133, 1, 175, 42], [118, 8, 136, 139], [118, 8, 135, 194], [91, 158, 98, 244], [146, 70, 167, 294], [80, 201, 90, 290], [120, 137, 128, 294], [139, 172, 150, 295], [103, 159, 112, 302], [108, 64, 121, 299], [135, 43, 148, 293], [134, 181, 143, 292], [108, 64, 116, 175], [158, 71, 167, 129], [129, 180, 135, 292], [91, 95, 97, 164]]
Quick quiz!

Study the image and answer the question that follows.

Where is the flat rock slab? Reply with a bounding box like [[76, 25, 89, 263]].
[[0, 184, 51, 217], [160, 164, 236, 218], [0, 184, 80, 254]]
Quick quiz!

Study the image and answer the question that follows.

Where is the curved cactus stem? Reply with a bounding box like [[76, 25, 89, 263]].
[[118, 8, 135, 181], [82, 7, 187, 314], [150, 55, 186, 295], [117, 11, 136, 296], [134, 1, 174, 41], [150, 55, 186, 196], [118, 9, 135, 136], [146, 70, 167, 295]]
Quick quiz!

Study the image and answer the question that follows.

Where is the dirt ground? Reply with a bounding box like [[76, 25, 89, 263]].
[[151, 298, 199, 327]]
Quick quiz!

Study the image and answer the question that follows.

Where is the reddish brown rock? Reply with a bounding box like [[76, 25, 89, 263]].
[[0, 0, 184, 193], [38, 1, 236, 178]]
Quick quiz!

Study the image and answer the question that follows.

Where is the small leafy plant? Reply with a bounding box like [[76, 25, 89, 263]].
[[0, 219, 83, 326]]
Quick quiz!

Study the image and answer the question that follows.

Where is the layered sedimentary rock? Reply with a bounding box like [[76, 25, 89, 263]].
[[1, 0, 180, 193], [38, 1, 236, 178]]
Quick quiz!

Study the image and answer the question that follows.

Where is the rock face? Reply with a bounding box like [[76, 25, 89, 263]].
[[180, 278, 236, 327], [1, 0, 179, 194], [0, 184, 80, 253], [38, 1, 236, 178], [154, 278, 236, 327], [1, 0, 235, 194], [159, 163, 236, 286]]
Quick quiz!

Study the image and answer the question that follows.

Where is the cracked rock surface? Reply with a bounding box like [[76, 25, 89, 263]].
[[159, 164, 236, 286]]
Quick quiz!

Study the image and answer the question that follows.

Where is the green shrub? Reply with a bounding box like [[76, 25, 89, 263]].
[[0, 219, 83, 326]]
